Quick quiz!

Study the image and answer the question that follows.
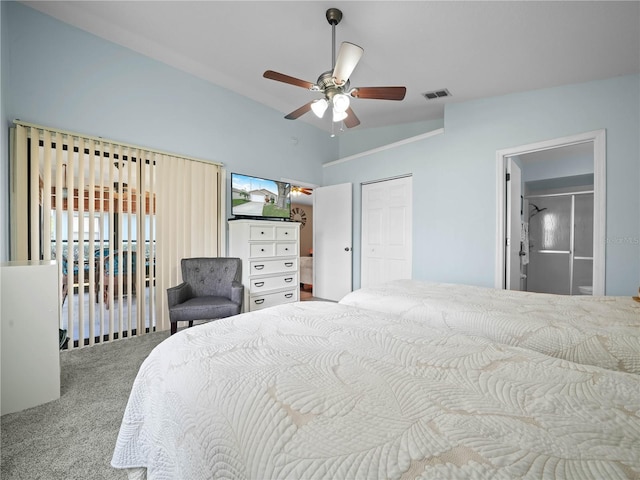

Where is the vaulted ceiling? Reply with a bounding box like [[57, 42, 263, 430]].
[[23, 1, 640, 132]]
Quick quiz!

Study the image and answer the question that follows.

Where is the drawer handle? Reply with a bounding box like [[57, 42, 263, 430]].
[[254, 281, 265, 287], [254, 299, 265, 304], [284, 262, 293, 267], [260, 248, 265, 252], [284, 247, 289, 251], [261, 231, 265, 235], [254, 265, 265, 270], [284, 293, 293, 299], [284, 277, 293, 283], [284, 231, 288, 235]]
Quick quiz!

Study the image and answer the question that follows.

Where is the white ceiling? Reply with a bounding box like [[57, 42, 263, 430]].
[[23, 1, 640, 132]]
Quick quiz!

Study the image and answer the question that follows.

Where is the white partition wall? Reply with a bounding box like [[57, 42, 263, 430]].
[[1, 261, 61, 414]]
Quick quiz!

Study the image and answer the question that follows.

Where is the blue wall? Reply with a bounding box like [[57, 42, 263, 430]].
[[1, 2, 335, 259], [3, 3, 638, 295], [520, 153, 593, 184], [325, 74, 640, 295], [338, 119, 444, 158]]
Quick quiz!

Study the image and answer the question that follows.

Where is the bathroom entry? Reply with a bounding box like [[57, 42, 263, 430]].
[[507, 142, 595, 295], [290, 185, 314, 298], [494, 130, 607, 295]]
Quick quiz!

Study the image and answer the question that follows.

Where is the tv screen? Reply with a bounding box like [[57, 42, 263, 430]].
[[231, 173, 291, 220]]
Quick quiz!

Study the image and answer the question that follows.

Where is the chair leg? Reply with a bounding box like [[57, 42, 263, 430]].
[[171, 322, 177, 335]]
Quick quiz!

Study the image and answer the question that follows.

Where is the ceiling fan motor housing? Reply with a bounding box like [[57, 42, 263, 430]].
[[317, 71, 350, 94], [326, 8, 342, 25]]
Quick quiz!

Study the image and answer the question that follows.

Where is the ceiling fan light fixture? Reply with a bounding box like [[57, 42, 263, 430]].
[[332, 108, 348, 122], [332, 93, 350, 113], [311, 98, 329, 118]]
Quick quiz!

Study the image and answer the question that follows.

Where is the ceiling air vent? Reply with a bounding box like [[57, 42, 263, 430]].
[[422, 88, 451, 100]]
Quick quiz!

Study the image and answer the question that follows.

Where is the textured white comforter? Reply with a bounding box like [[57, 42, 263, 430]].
[[112, 301, 640, 479], [340, 280, 640, 375]]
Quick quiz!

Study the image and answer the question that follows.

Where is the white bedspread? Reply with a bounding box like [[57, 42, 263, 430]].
[[340, 280, 640, 374], [112, 301, 640, 479]]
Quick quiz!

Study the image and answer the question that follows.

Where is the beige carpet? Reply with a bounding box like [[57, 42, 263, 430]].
[[1, 330, 169, 480]]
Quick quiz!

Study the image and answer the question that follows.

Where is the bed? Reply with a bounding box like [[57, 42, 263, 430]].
[[112, 298, 640, 479], [341, 280, 640, 375]]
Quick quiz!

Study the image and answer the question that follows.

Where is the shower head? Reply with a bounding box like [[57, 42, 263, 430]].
[[529, 203, 547, 213], [528, 203, 548, 219]]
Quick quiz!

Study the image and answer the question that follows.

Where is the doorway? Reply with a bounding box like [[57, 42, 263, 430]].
[[290, 184, 314, 299], [285, 179, 354, 302], [495, 130, 606, 295]]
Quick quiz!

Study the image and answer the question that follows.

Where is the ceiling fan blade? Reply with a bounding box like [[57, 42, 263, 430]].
[[344, 107, 360, 128], [332, 42, 364, 85], [263, 70, 315, 90], [351, 86, 407, 101], [284, 102, 313, 120]]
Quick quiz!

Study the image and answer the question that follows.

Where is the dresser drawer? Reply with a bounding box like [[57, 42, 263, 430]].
[[250, 273, 297, 293], [249, 225, 275, 241], [249, 258, 297, 276], [249, 289, 298, 311], [276, 225, 298, 241], [249, 243, 276, 257], [276, 242, 296, 256]]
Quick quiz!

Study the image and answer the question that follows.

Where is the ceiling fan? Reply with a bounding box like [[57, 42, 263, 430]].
[[263, 7, 406, 129], [292, 186, 313, 195]]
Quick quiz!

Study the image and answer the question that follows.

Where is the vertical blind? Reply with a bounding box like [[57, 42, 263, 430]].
[[11, 122, 222, 349]]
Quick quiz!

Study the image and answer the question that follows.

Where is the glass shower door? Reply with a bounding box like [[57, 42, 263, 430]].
[[572, 193, 594, 294], [526, 193, 594, 295], [526, 196, 572, 294]]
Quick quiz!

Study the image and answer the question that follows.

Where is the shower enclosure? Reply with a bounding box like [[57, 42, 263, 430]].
[[525, 191, 594, 295]]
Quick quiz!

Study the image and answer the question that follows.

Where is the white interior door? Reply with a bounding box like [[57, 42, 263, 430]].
[[506, 159, 522, 290], [361, 176, 412, 288], [313, 183, 352, 301]]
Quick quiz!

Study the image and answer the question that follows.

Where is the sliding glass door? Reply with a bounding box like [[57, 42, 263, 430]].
[[12, 123, 222, 349]]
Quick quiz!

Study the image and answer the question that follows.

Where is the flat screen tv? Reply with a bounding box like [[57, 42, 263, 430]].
[[230, 172, 291, 221]]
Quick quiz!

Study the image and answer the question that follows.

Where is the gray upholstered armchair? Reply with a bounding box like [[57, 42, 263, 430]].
[[167, 257, 243, 335]]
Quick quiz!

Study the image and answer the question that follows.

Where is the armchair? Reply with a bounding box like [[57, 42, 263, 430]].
[[167, 257, 243, 335]]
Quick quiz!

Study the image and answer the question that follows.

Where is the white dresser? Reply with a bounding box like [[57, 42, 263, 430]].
[[228, 219, 300, 312]]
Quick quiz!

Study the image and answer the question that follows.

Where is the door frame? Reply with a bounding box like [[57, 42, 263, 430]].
[[494, 129, 606, 294]]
